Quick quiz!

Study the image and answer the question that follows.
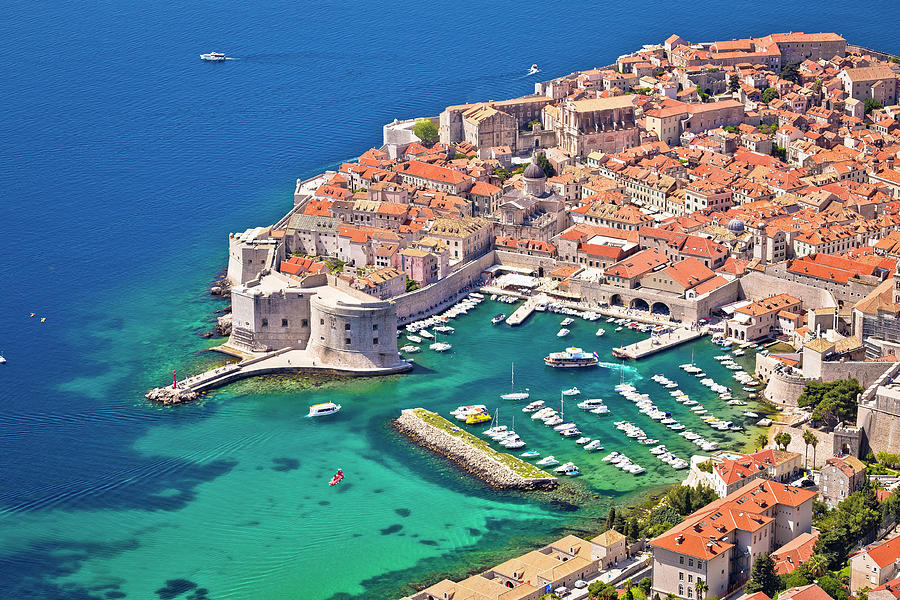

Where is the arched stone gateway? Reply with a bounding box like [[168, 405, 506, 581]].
[[651, 301, 670, 315], [631, 298, 649, 311], [610, 294, 624, 306]]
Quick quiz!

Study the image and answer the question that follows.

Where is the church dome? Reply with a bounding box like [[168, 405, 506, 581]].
[[523, 161, 545, 179], [726, 218, 745, 232]]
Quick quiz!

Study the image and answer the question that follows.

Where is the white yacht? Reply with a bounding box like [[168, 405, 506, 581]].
[[307, 402, 341, 417], [554, 462, 579, 474], [200, 51, 226, 61], [577, 398, 605, 410], [561, 387, 580, 396], [419, 330, 434, 339], [500, 363, 529, 400], [584, 440, 604, 451], [557, 328, 570, 337], [596, 328, 605, 336], [536, 455, 559, 466], [560, 318, 575, 326], [430, 342, 452, 352], [399, 345, 421, 353], [522, 400, 545, 412], [407, 335, 422, 343]]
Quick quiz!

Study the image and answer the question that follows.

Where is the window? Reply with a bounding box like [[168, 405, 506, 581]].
[[320, 319, 325, 325], [281, 319, 288, 327], [679, 573, 684, 581], [261, 318, 268, 328], [679, 585, 684, 596], [301, 319, 308, 327], [688, 590, 693, 599], [372, 324, 378, 331], [689, 575, 693, 583], [345, 324, 351, 331], [689, 559, 694, 567], [698, 561, 703, 569], [373, 337, 378, 344], [345, 338, 351, 345]]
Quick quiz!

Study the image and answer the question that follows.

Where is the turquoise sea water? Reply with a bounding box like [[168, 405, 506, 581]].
[[2, 1, 899, 598]]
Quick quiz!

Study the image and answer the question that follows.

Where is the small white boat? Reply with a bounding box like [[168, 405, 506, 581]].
[[433, 325, 454, 334], [520, 450, 540, 458], [407, 335, 422, 343], [615, 326, 623, 331], [575, 436, 591, 445], [561, 387, 580, 396], [561, 318, 575, 326], [742, 411, 759, 418], [200, 51, 226, 61], [0, 355, 6, 364], [596, 328, 605, 336], [430, 342, 452, 352], [491, 314, 506, 324], [553, 422, 577, 431], [308, 402, 341, 417], [537, 455, 559, 466], [560, 428, 582, 437], [577, 398, 605, 410], [399, 345, 421, 353], [419, 330, 434, 339], [554, 462, 579, 474], [557, 328, 570, 337], [522, 400, 545, 412], [602, 451, 619, 462], [591, 406, 610, 415], [501, 363, 529, 400], [584, 440, 604, 451]]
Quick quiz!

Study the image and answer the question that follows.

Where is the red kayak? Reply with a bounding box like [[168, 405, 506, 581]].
[[329, 469, 344, 487]]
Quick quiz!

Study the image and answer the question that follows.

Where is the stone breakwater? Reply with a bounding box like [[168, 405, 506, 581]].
[[394, 408, 558, 490], [145, 387, 199, 405]]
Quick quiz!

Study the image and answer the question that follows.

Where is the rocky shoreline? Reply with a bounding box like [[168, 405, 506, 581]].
[[145, 387, 200, 405], [394, 408, 558, 491]]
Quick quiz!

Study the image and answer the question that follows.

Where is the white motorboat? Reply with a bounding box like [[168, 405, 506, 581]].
[[522, 400, 545, 412], [537, 455, 559, 466], [433, 325, 454, 333], [532, 407, 555, 420], [407, 335, 422, 343], [520, 450, 540, 458], [200, 51, 226, 61], [596, 328, 605, 336], [430, 342, 452, 352], [554, 462, 579, 474], [492, 313, 506, 324], [557, 328, 570, 337], [602, 451, 619, 462], [561, 387, 580, 396], [577, 398, 605, 410], [500, 363, 529, 400], [591, 406, 610, 415], [553, 422, 577, 431], [0, 355, 6, 364], [307, 402, 341, 417], [399, 345, 421, 353], [419, 330, 434, 339], [560, 318, 575, 326], [742, 411, 759, 418], [575, 436, 591, 445], [584, 440, 604, 451], [560, 427, 582, 437], [543, 415, 563, 426]]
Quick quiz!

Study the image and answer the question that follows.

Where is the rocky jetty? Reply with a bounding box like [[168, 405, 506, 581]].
[[145, 386, 199, 405], [214, 312, 233, 336], [394, 408, 557, 490]]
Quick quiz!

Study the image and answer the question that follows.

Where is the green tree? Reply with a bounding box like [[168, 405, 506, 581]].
[[806, 554, 829, 578], [405, 277, 420, 292], [589, 581, 618, 600], [728, 74, 740, 94], [745, 553, 779, 597], [761, 87, 780, 104], [817, 573, 849, 600], [492, 167, 510, 182], [809, 433, 819, 468], [781, 62, 802, 85], [774, 432, 792, 451], [865, 98, 884, 114], [757, 433, 769, 450], [798, 379, 862, 428], [802, 429, 816, 469], [627, 516, 640, 541], [413, 119, 439, 146], [639, 578, 653, 596], [526, 119, 542, 130], [535, 153, 556, 178], [606, 507, 617, 530]]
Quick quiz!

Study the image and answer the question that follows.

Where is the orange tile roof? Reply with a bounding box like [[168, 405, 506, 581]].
[[772, 532, 819, 575]]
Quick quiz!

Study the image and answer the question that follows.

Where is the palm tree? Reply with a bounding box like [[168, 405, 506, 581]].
[[802, 429, 816, 470], [810, 434, 819, 470], [696, 578, 708, 600], [757, 433, 768, 450], [806, 554, 828, 578]]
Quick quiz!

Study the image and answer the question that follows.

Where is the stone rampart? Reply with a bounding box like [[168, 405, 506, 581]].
[[738, 271, 836, 308], [392, 252, 496, 324], [763, 369, 811, 407]]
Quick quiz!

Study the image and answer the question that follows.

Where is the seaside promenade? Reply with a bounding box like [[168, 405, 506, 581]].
[[612, 328, 706, 360]]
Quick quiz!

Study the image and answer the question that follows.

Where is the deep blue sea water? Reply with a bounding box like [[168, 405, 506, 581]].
[[1, 2, 899, 598]]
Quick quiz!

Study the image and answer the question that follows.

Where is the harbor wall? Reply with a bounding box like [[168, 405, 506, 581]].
[[393, 409, 558, 490], [495, 249, 560, 276], [392, 252, 496, 324]]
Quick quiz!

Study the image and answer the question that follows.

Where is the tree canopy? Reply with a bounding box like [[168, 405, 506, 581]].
[[745, 553, 779, 598], [728, 74, 740, 93], [797, 379, 862, 427], [815, 481, 880, 568], [865, 98, 884, 114], [535, 154, 556, 177], [413, 119, 439, 146], [781, 62, 802, 85], [589, 581, 618, 600], [666, 484, 717, 516], [761, 87, 780, 104]]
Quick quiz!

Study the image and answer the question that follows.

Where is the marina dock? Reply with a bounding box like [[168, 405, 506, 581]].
[[612, 328, 705, 360], [505, 294, 546, 326]]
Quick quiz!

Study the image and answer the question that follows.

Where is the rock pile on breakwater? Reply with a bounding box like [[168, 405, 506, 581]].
[[394, 408, 557, 490], [145, 386, 199, 405]]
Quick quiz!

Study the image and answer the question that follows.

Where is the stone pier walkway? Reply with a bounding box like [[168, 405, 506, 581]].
[[612, 328, 706, 360]]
